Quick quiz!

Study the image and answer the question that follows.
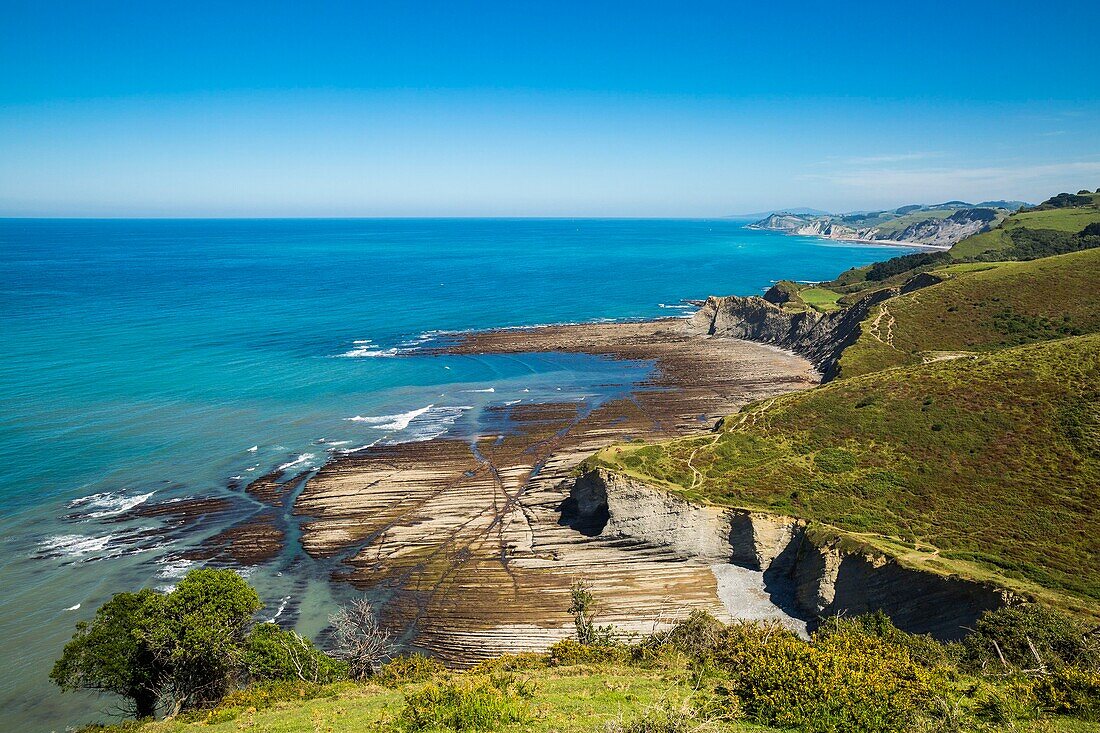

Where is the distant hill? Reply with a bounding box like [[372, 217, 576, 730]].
[[748, 200, 1031, 248], [727, 207, 831, 219]]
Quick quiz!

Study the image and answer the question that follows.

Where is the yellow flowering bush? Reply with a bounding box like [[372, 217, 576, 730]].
[[715, 622, 938, 733]]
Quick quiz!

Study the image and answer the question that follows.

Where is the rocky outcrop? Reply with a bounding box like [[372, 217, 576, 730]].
[[569, 469, 1012, 640], [690, 272, 943, 380], [689, 290, 879, 380]]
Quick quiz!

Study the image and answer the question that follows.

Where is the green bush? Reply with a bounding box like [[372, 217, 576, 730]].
[[814, 611, 962, 669], [1032, 666, 1100, 720], [547, 638, 628, 667], [400, 674, 533, 731], [963, 605, 1100, 671], [644, 610, 725, 659], [715, 621, 938, 733], [243, 623, 346, 684], [377, 653, 447, 686]]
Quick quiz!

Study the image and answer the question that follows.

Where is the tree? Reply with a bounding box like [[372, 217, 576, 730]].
[[148, 568, 262, 713], [52, 568, 262, 717], [51, 588, 165, 718], [329, 598, 394, 679], [568, 579, 614, 645]]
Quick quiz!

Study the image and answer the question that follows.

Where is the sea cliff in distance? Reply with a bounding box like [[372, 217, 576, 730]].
[[748, 199, 1031, 248]]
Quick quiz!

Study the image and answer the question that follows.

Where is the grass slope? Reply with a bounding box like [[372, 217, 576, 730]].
[[835, 248, 1100, 378], [85, 665, 777, 733], [827, 192, 1100, 294], [593, 335, 1100, 614], [952, 193, 1100, 260]]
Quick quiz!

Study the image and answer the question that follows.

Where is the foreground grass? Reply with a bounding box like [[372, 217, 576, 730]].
[[594, 334, 1100, 613], [87, 665, 777, 733], [835, 248, 1100, 378]]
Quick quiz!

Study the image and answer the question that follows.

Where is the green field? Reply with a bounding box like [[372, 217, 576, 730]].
[[594, 334, 1100, 614]]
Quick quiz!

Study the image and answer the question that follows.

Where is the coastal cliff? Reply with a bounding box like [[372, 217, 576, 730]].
[[750, 204, 1011, 248], [569, 468, 1013, 639], [688, 272, 940, 380]]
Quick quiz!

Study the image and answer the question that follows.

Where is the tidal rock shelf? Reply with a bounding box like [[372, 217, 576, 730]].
[[294, 319, 819, 663]]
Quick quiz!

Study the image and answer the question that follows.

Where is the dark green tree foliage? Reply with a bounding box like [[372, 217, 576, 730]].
[[963, 605, 1100, 671], [976, 227, 1100, 261], [148, 568, 262, 711], [50, 588, 164, 718], [864, 251, 951, 281], [52, 568, 271, 717], [1034, 193, 1094, 209]]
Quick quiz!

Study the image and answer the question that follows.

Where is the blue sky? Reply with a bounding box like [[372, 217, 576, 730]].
[[2, 1, 1099, 217]]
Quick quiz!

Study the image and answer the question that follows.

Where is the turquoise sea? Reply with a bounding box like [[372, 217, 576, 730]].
[[0, 219, 915, 730]]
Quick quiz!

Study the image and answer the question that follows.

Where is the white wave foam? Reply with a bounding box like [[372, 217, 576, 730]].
[[36, 533, 125, 560], [337, 438, 383, 454], [68, 491, 155, 518], [462, 387, 495, 393], [277, 453, 315, 471], [247, 445, 258, 452], [268, 595, 292, 622], [345, 404, 433, 431], [503, 399, 522, 406], [658, 303, 695, 310], [389, 405, 473, 444], [157, 557, 195, 579], [65, 604, 81, 611]]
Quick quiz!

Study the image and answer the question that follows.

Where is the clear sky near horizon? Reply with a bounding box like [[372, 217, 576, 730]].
[[2, 0, 1099, 217]]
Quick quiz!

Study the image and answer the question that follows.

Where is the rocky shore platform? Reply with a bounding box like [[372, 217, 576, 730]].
[[292, 318, 819, 663]]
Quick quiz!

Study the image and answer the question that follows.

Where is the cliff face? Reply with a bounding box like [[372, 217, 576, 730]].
[[689, 273, 940, 380], [570, 469, 1012, 639], [749, 206, 1005, 247]]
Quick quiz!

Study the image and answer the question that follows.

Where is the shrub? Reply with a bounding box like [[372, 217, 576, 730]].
[[377, 653, 447, 686], [656, 610, 725, 658], [963, 605, 1100, 672], [715, 621, 937, 733], [1032, 666, 1100, 720], [814, 611, 962, 669], [400, 674, 533, 731], [243, 623, 346, 684], [569, 580, 616, 645], [547, 638, 628, 667]]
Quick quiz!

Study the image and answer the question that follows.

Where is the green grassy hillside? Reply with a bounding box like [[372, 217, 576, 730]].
[[593, 334, 1100, 615], [952, 192, 1100, 260], [823, 191, 1100, 297], [834, 248, 1100, 378]]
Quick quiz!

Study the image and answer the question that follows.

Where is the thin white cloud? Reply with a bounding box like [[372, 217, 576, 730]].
[[844, 152, 944, 165], [799, 160, 1100, 202]]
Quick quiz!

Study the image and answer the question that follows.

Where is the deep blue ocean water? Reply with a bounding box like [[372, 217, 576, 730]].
[[0, 218, 915, 730]]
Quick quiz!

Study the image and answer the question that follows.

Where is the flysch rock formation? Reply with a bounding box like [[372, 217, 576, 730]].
[[294, 320, 819, 663], [570, 469, 1012, 640]]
